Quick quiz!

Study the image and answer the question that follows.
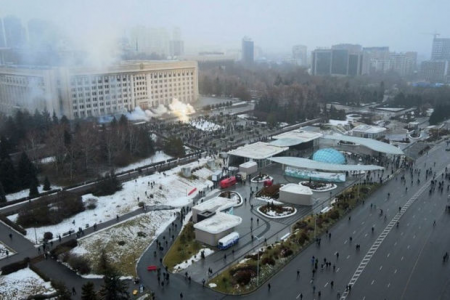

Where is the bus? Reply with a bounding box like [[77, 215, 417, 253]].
[[218, 232, 240, 250]]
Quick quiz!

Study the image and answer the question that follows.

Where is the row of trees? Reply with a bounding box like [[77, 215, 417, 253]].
[[54, 250, 129, 299], [0, 111, 155, 185], [0, 151, 46, 198]]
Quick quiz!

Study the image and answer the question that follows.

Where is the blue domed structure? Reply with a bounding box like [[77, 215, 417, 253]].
[[312, 148, 346, 165]]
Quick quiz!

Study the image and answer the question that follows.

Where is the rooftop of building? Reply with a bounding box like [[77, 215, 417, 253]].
[[228, 142, 288, 160], [193, 213, 242, 234], [322, 134, 403, 155], [193, 196, 236, 213], [280, 183, 313, 195], [351, 125, 387, 134], [272, 129, 323, 144], [269, 156, 384, 172]]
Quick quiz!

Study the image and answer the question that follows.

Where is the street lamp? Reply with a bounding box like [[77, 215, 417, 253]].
[[313, 214, 317, 240], [254, 235, 265, 286]]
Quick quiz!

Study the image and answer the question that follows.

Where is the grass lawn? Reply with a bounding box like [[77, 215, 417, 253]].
[[163, 222, 203, 271], [72, 211, 174, 277]]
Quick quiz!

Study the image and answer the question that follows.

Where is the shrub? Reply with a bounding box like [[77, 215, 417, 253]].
[[118, 241, 126, 246], [137, 231, 146, 237], [86, 203, 97, 210], [17, 192, 85, 228], [280, 248, 293, 258], [67, 254, 91, 275], [261, 256, 275, 266], [43, 232, 53, 241], [92, 173, 122, 197], [1, 257, 30, 275], [329, 210, 340, 220], [233, 270, 254, 285], [50, 239, 78, 257], [138, 201, 145, 208]]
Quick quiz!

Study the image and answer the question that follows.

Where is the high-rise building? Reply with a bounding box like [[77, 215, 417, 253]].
[[389, 52, 417, 76], [0, 18, 6, 48], [431, 38, 450, 61], [129, 26, 170, 57], [420, 60, 448, 83], [361, 47, 390, 74], [241, 37, 254, 64], [169, 27, 184, 57], [312, 49, 332, 75], [2, 15, 26, 48], [292, 45, 307, 66], [0, 61, 199, 118], [312, 47, 362, 76]]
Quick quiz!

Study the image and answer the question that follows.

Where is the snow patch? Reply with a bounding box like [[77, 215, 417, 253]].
[[173, 248, 215, 272], [0, 267, 56, 299]]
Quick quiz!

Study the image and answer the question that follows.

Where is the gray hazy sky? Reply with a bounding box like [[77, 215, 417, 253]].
[[2, 0, 449, 57]]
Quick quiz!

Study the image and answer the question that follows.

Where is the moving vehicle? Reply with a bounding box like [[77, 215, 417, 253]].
[[220, 176, 237, 189], [218, 232, 240, 250]]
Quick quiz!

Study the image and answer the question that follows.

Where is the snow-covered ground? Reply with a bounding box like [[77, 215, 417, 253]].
[[5, 184, 61, 202], [189, 119, 222, 131], [115, 151, 172, 173], [173, 248, 214, 272], [39, 156, 56, 164], [17, 158, 213, 244], [0, 242, 14, 260], [72, 211, 176, 277], [0, 267, 56, 299], [193, 167, 214, 180]]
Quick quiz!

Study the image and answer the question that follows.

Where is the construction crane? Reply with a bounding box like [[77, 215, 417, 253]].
[[421, 31, 440, 39]]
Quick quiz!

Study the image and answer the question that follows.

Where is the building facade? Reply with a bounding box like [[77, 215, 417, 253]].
[[241, 37, 254, 64], [292, 45, 307, 67], [420, 60, 448, 83], [431, 38, 450, 61], [0, 60, 198, 119], [312, 47, 362, 76]]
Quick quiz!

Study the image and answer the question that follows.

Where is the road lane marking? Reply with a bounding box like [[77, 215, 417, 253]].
[[394, 242, 397, 246], [407, 245, 410, 249], [401, 256, 404, 261], [365, 233, 368, 237], [347, 255, 350, 259], [336, 268, 340, 272], [380, 265, 383, 270], [387, 253, 390, 257], [344, 240, 347, 244], [388, 283, 391, 288], [394, 269, 397, 274], [324, 282, 328, 287], [340, 173, 438, 300], [353, 230, 356, 234], [371, 280, 375, 285]]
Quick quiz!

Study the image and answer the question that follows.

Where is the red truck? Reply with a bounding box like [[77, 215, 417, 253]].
[[220, 176, 237, 189]]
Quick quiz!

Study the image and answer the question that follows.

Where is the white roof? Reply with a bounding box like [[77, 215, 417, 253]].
[[240, 161, 257, 168], [194, 213, 242, 234], [351, 125, 386, 134], [228, 142, 288, 160], [269, 156, 384, 172], [193, 196, 236, 213], [280, 183, 313, 195], [322, 134, 403, 155], [273, 130, 323, 143]]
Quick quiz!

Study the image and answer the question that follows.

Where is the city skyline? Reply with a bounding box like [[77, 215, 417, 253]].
[[1, 0, 449, 58]]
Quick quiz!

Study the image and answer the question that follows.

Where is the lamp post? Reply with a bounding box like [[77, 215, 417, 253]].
[[313, 214, 317, 240], [254, 235, 265, 286]]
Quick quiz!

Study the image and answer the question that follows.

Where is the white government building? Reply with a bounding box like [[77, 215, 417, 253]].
[[0, 60, 198, 119]]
